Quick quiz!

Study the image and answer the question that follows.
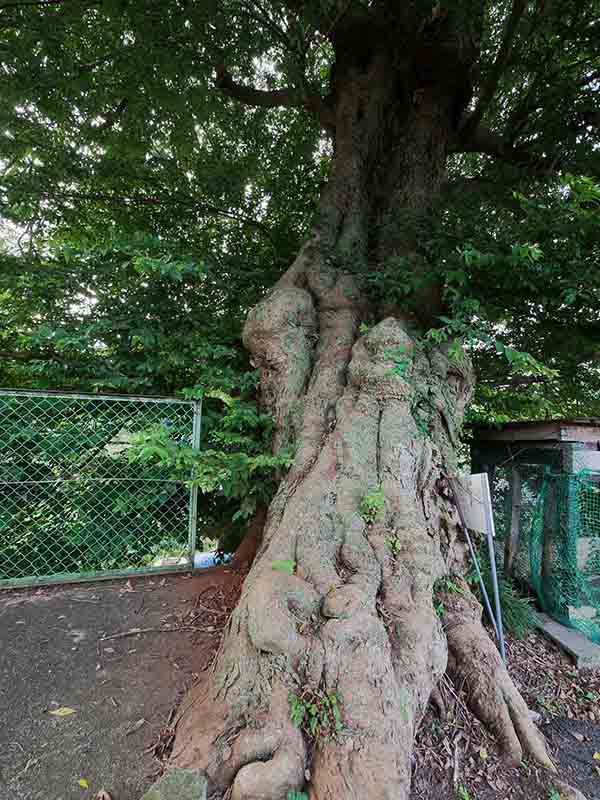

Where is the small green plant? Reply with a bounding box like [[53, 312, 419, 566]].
[[272, 559, 296, 575], [412, 406, 431, 438], [386, 534, 402, 557], [289, 688, 343, 741], [548, 787, 563, 800], [433, 575, 464, 618], [536, 692, 561, 715], [409, 382, 434, 440], [457, 785, 473, 800], [575, 686, 599, 702], [470, 550, 537, 639], [287, 792, 308, 800], [359, 485, 385, 524], [385, 344, 413, 376], [434, 575, 465, 595]]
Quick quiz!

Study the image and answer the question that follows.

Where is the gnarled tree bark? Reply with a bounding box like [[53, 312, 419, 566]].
[[170, 9, 564, 799]]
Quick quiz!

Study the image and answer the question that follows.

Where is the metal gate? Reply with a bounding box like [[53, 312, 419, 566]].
[[0, 389, 201, 589]]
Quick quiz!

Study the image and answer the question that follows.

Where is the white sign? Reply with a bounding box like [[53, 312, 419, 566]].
[[452, 473, 493, 535], [573, 450, 600, 473]]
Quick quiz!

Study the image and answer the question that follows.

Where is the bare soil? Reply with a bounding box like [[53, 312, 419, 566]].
[[0, 567, 244, 800], [2, 568, 598, 800]]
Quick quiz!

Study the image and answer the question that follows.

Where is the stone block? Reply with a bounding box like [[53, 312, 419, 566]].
[[142, 768, 207, 800], [536, 613, 600, 669]]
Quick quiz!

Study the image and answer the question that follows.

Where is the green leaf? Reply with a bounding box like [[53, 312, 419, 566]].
[[272, 559, 295, 575]]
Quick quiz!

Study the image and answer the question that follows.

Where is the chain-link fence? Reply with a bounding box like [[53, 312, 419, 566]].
[[0, 389, 201, 588]]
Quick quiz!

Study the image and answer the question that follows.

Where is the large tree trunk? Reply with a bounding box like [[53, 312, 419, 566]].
[[170, 36, 556, 800]]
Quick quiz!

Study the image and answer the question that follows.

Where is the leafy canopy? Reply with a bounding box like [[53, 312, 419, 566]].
[[0, 0, 599, 536]]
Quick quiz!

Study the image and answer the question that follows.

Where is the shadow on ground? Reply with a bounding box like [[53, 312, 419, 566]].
[[0, 572, 228, 800]]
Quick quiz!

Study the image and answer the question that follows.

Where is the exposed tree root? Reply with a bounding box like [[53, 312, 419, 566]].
[[443, 588, 555, 771], [168, 303, 570, 799]]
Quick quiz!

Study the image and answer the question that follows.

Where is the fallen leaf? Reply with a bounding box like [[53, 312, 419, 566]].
[[48, 707, 77, 717], [125, 717, 146, 736], [570, 732, 585, 743], [593, 752, 600, 761], [479, 748, 488, 760], [78, 778, 89, 788]]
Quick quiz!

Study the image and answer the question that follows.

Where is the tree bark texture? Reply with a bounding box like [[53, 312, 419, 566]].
[[170, 20, 563, 800]]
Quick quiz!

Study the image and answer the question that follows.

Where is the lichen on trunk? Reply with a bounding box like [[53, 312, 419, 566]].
[[170, 25, 564, 800]]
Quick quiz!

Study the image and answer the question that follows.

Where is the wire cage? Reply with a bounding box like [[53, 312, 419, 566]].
[[493, 465, 600, 644], [528, 470, 600, 644]]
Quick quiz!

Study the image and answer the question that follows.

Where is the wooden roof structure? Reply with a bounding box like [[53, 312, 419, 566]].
[[470, 418, 600, 473], [470, 419, 600, 578], [470, 418, 600, 444]]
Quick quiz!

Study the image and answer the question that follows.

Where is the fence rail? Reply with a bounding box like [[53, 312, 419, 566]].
[[0, 389, 201, 589]]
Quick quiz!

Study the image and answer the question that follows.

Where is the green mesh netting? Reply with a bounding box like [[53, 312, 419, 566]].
[[528, 470, 600, 644], [492, 463, 541, 586]]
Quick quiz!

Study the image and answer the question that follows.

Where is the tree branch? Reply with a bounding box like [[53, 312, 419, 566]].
[[481, 375, 547, 389], [0, 0, 62, 8], [215, 67, 300, 109], [280, 0, 356, 35], [458, 124, 600, 178], [461, 0, 528, 138], [0, 349, 92, 363], [93, 98, 128, 131], [215, 66, 335, 131], [28, 188, 273, 234], [457, 126, 558, 173], [441, 177, 524, 210]]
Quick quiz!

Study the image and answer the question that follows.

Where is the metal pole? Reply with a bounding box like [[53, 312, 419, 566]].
[[481, 472, 507, 663], [449, 478, 500, 641], [188, 398, 202, 569]]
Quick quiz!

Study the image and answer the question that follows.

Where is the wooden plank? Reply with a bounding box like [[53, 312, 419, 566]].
[[472, 422, 562, 442], [559, 424, 600, 443], [471, 420, 600, 444]]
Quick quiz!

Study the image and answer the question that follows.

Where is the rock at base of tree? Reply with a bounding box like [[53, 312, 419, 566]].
[[141, 768, 207, 800]]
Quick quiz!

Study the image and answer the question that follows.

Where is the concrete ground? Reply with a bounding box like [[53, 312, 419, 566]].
[[0, 573, 222, 800]]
